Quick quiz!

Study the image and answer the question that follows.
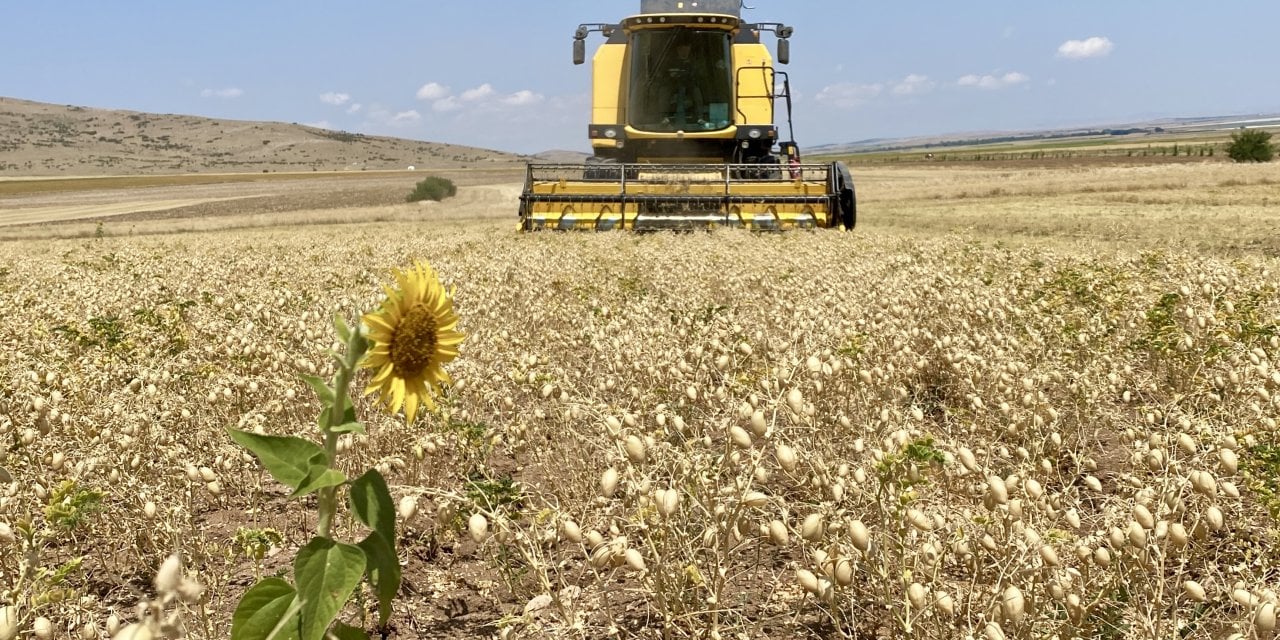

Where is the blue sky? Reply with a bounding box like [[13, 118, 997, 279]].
[[3, 1, 1279, 154]]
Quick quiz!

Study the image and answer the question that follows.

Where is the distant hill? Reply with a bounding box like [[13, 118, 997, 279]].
[[0, 97, 527, 176], [530, 149, 592, 163], [809, 113, 1280, 156]]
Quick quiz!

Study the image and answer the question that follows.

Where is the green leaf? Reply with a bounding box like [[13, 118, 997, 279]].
[[288, 454, 347, 499], [349, 470, 395, 543], [326, 622, 368, 640], [294, 538, 366, 640], [350, 470, 400, 627], [231, 577, 301, 640], [347, 330, 370, 362], [358, 532, 401, 628], [300, 375, 335, 407], [329, 422, 366, 436], [229, 430, 326, 490], [333, 315, 352, 343]]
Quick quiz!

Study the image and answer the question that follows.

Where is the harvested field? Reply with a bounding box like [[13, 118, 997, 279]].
[[0, 161, 1278, 639]]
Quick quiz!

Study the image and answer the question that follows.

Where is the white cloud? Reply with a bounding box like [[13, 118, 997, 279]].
[[319, 92, 351, 106], [1057, 36, 1114, 59], [502, 90, 545, 107], [200, 87, 243, 99], [415, 82, 451, 101], [425, 83, 545, 112], [346, 103, 363, 114], [814, 82, 884, 108], [460, 84, 496, 102], [390, 110, 422, 125], [431, 96, 463, 112], [305, 120, 334, 130], [957, 72, 1030, 89], [892, 74, 935, 96]]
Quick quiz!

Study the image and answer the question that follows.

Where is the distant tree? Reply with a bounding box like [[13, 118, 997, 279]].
[[1226, 129, 1274, 163], [407, 176, 457, 203]]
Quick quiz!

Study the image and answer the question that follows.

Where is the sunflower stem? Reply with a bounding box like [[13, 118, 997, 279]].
[[316, 320, 364, 539]]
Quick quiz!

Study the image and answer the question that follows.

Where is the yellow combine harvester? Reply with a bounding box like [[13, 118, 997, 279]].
[[519, 0, 856, 231]]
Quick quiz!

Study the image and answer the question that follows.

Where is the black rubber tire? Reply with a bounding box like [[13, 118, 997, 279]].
[[583, 156, 622, 181], [834, 162, 857, 230]]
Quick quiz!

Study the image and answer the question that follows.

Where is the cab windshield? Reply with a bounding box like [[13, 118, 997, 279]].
[[628, 29, 733, 132]]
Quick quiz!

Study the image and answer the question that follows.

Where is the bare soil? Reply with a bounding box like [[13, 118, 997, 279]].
[[0, 169, 526, 229]]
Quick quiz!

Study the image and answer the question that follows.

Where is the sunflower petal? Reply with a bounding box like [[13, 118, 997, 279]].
[[404, 392, 419, 425]]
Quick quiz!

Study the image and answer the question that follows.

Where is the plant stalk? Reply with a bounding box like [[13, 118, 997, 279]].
[[316, 327, 360, 539]]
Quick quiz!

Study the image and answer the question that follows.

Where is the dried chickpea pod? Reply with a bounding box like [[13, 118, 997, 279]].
[[600, 468, 620, 498], [468, 513, 489, 543], [1257, 603, 1277, 634], [850, 520, 871, 552], [801, 513, 824, 542], [776, 444, 798, 473], [767, 520, 789, 546], [624, 435, 646, 464], [1001, 585, 1026, 623]]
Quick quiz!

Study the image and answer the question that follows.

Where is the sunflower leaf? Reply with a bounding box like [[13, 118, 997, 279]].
[[328, 351, 346, 369], [349, 469, 395, 546], [299, 375, 335, 407], [347, 330, 370, 362], [349, 470, 399, 627], [288, 455, 346, 500], [327, 622, 368, 640], [333, 314, 352, 343], [357, 531, 400, 628], [294, 538, 365, 640], [230, 577, 301, 640], [228, 430, 325, 491], [330, 422, 366, 436]]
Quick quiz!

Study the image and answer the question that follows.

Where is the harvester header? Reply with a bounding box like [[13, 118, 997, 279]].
[[519, 1, 856, 231]]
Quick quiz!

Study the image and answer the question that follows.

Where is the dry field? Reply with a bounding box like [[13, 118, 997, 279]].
[[1, 160, 1279, 639]]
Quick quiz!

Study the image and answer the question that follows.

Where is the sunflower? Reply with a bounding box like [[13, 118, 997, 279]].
[[361, 260, 464, 424]]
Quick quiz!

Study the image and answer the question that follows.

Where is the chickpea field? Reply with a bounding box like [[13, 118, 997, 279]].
[[1, 162, 1280, 639]]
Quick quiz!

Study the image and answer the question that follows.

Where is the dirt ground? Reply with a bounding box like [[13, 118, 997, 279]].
[[0, 170, 527, 235]]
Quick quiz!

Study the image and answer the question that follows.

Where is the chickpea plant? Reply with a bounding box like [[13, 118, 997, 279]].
[[226, 260, 463, 640]]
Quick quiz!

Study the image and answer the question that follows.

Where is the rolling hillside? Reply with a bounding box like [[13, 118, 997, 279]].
[[0, 97, 526, 176]]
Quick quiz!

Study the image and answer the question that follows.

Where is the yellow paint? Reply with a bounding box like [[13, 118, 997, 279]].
[[733, 42, 774, 126], [592, 43, 626, 126]]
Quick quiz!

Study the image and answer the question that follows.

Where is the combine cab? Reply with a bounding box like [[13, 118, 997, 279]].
[[519, 0, 856, 231]]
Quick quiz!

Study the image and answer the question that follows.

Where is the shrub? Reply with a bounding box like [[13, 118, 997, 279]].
[[407, 176, 457, 202], [1226, 128, 1274, 163]]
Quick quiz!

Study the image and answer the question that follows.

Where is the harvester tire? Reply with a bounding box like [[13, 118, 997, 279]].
[[584, 156, 622, 181], [834, 162, 857, 230]]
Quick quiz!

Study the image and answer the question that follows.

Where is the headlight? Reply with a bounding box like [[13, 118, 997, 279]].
[[604, 128, 618, 139], [748, 129, 762, 139]]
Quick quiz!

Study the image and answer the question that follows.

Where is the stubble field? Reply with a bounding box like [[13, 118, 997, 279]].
[[1, 160, 1279, 639]]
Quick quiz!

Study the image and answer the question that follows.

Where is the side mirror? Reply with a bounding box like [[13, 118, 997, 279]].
[[777, 38, 790, 65], [573, 39, 586, 65]]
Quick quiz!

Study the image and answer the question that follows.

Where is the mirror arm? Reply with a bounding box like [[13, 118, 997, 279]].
[[573, 23, 618, 65], [747, 22, 793, 64]]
